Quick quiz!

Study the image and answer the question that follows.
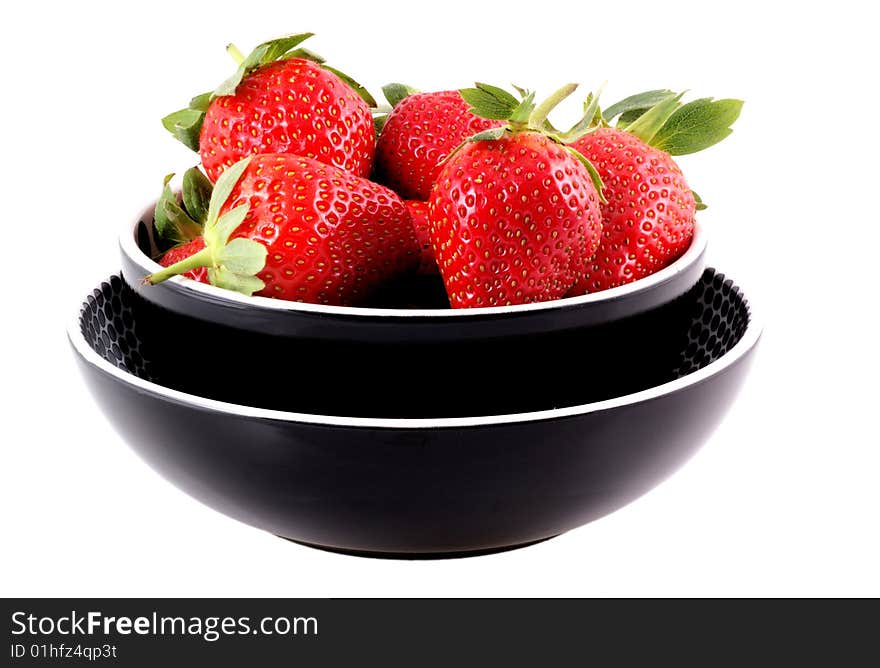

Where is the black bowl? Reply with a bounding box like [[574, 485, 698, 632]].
[[118, 205, 709, 417], [69, 268, 760, 558], [121, 202, 707, 343]]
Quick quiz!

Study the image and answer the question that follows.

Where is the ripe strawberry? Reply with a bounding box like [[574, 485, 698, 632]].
[[570, 127, 695, 291], [428, 84, 605, 307], [374, 88, 503, 200], [568, 91, 742, 293], [159, 238, 208, 284], [162, 34, 377, 182], [404, 200, 437, 275], [147, 154, 420, 305]]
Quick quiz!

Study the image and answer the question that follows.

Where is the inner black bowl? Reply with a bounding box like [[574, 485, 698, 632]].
[[80, 268, 749, 418], [119, 205, 708, 345]]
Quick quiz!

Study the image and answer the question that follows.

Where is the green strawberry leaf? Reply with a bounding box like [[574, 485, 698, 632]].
[[509, 90, 536, 125], [468, 127, 507, 142], [652, 98, 743, 155], [584, 91, 604, 124], [188, 92, 213, 113], [625, 91, 685, 145], [602, 89, 676, 123], [154, 173, 177, 239], [285, 48, 324, 63], [217, 238, 268, 275], [161, 108, 204, 152], [206, 157, 252, 227], [692, 190, 708, 210], [260, 33, 315, 63], [207, 267, 265, 296], [161, 91, 212, 151], [214, 54, 260, 97], [558, 88, 604, 143], [323, 66, 377, 107], [209, 204, 250, 247], [474, 83, 520, 107], [373, 114, 388, 134], [182, 167, 213, 224], [215, 34, 314, 97], [382, 83, 419, 108], [565, 147, 607, 205], [156, 199, 202, 244], [154, 173, 202, 244], [283, 47, 326, 63], [460, 83, 520, 120], [618, 106, 665, 126]]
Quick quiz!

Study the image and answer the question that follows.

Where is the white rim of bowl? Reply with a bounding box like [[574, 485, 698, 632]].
[[68, 271, 760, 429], [121, 211, 707, 318]]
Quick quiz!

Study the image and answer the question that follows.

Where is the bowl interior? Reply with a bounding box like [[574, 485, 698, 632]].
[[78, 268, 750, 419]]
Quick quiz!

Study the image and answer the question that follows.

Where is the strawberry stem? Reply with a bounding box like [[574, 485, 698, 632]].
[[146, 247, 213, 285], [226, 43, 245, 66], [528, 83, 578, 130], [145, 157, 267, 297]]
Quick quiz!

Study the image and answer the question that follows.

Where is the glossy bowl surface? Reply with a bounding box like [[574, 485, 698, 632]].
[[120, 201, 708, 343], [70, 268, 760, 558]]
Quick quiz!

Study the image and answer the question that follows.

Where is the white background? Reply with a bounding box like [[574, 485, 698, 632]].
[[2, 0, 877, 596]]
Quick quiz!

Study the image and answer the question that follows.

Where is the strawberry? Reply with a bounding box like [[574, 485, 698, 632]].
[[159, 238, 209, 284], [147, 154, 420, 305], [428, 84, 605, 308], [568, 91, 742, 293], [404, 200, 437, 275], [162, 34, 377, 182], [374, 87, 503, 200]]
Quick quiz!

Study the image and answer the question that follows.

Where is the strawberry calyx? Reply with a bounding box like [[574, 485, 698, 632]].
[[153, 166, 214, 244], [162, 34, 377, 152], [459, 82, 607, 202], [596, 89, 743, 208], [601, 89, 744, 156], [146, 157, 268, 296], [600, 89, 676, 127], [623, 91, 687, 146]]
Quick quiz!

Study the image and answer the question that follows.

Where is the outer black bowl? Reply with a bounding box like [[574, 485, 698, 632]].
[[69, 268, 760, 558], [120, 202, 708, 343], [118, 205, 708, 417]]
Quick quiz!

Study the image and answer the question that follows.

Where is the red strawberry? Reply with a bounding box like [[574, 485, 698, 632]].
[[404, 200, 437, 275], [159, 238, 208, 284], [568, 91, 742, 293], [162, 34, 376, 182], [569, 127, 695, 291], [428, 84, 604, 308], [147, 154, 420, 305], [374, 88, 502, 200]]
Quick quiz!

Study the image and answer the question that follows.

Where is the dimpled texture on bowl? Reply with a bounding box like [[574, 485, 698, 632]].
[[80, 269, 749, 410], [72, 268, 758, 557]]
